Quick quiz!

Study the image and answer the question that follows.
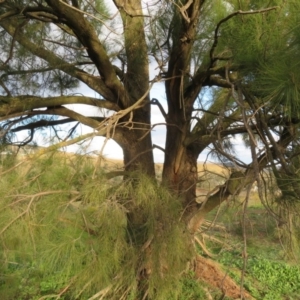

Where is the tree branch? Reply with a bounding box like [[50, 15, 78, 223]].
[[0, 95, 121, 117], [151, 98, 167, 120], [11, 118, 76, 132], [0, 19, 117, 103], [166, 0, 204, 114], [1, 62, 93, 79], [45, 0, 127, 106], [188, 121, 297, 234], [204, 75, 232, 88], [44, 106, 101, 129]]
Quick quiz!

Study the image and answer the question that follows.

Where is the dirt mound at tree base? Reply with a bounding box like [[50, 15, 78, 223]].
[[195, 256, 253, 299]]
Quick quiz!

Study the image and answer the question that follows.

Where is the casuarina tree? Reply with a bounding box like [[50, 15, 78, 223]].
[[0, 0, 300, 298]]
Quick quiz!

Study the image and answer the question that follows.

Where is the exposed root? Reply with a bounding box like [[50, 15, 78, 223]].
[[195, 235, 215, 258]]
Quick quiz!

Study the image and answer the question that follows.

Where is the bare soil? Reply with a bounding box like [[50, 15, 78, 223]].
[[195, 255, 253, 299]]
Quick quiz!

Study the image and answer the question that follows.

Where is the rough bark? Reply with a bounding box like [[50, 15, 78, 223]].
[[113, 0, 155, 177], [162, 140, 199, 213], [121, 108, 155, 177]]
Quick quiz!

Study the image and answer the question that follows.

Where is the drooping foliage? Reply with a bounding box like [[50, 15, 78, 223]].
[[0, 153, 192, 299]]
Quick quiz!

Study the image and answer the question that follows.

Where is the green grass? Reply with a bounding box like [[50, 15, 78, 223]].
[[216, 251, 300, 300]]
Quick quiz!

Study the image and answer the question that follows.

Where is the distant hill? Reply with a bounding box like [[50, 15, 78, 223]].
[[1, 144, 228, 177]]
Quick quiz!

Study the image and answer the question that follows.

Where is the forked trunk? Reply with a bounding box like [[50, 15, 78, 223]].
[[162, 123, 247, 234], [162, 142, 199, 218]]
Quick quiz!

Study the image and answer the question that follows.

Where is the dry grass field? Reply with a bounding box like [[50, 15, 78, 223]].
[[6, 145, 228, 176]]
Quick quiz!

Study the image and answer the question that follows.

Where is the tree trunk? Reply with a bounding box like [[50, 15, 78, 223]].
[[121, 106, 155, 178], [162, 123, 199, 217], [122, 132, 155, 177]]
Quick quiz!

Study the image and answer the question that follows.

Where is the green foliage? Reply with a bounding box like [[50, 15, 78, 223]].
[[219, 0, 283, 69], [218, 251, 300, 300], [217, 0, 300, 119], [0, 153, 193, 299], [177, 272, 206, 300]]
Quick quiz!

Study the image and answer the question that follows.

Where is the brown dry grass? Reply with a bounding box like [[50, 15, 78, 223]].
[[198, 162, 228, 174], [13, 147, 227, 176]]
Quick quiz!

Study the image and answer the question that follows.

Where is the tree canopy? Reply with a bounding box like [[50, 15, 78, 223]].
[[1, 0, 300, 298]]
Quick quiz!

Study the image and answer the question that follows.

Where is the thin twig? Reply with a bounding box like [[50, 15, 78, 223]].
[[240, 185, 251, 299], [58, 0, 120, 35]]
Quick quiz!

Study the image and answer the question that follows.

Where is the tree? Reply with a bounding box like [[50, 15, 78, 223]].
[[0, 0, 300, 298]]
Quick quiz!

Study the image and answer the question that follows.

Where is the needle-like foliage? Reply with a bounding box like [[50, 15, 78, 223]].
[[0, 153, 192, 299]]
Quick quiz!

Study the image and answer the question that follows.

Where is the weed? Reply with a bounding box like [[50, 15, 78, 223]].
[[218, 250, 300, 299], [178, 272, 206, 300]]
